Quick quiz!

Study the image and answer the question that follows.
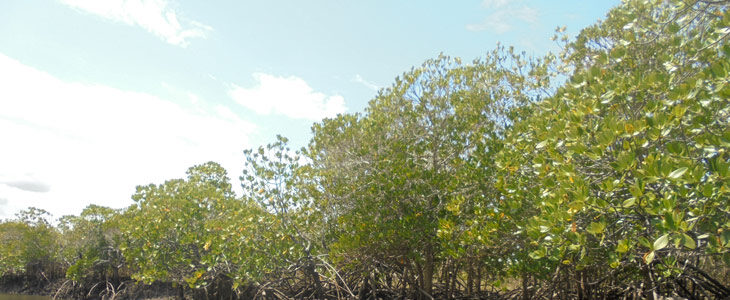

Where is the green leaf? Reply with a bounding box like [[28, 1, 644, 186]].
[[702, 184, 713, 197], [667, 142, 683, 154], [682, 233, 696, 249], [611, 47, 626, 59], [590, 66, 600, 77], [529, 248, 545, 259], [622, 198, 636, 208], [638, 237, 651, 249], [667, 167, 688, 179], [616, 239, 630, 253], [667, 23, 680, 33], [654, 234, 669, 250], [664, 212, 676, 230], [586, 222, 605, 235]]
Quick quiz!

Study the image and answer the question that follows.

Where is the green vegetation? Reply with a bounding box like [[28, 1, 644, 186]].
[[1, 1, 729, 299]]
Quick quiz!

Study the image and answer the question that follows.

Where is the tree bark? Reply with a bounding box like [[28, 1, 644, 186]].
[[423, 244, 435, 299], [521, 274, 530, 300], [177, 285, 184, 300], [467, 262, 474, 296]]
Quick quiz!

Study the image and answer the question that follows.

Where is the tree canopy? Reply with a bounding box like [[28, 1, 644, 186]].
[[1, 1, 728, 299]]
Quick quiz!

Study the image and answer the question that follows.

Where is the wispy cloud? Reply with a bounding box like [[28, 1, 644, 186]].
[[467, 3, 539, 34], [229, 73, 346, 121], [0, 177, 51, 193], [481, 0, 510, 9], [0, 53, 255, 219], [58, 0, 212, 47], [353, 74, 380, 91]]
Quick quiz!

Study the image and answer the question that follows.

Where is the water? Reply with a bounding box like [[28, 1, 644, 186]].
[[0, 294, 51, 300]]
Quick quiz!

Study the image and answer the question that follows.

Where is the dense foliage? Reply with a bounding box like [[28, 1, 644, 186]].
[[1, 1, 728, 299]]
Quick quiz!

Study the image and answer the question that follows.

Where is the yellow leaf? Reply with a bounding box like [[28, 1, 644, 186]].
[[624, 123, 634, 134]]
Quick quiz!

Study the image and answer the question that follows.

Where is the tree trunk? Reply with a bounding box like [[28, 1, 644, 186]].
[[177, 285, 185, 300], [444, 260, 452, 300], [308, 260, 324, 299], [476, 266, 481, 294], [402, 266, 409, 297], [467, 262, 474, 296], [423, 245, 435, 299], [578, 271, 585, 300], [521, 274, 530, 300], [447, 263, 458, 299]]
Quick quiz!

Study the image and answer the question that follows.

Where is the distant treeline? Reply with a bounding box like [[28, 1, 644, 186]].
[[1, 1, 729, 299]]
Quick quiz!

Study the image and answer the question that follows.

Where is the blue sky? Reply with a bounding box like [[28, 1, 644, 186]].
[[0, 0, 619, 220]]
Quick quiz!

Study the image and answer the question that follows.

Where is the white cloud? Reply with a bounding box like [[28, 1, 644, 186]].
[[467, 4, 539, 34], [0, 177, 51, 193], [58, 0, 212, 47], [513, 6, 539, 24], [466, 11, 512, 34], [229, 73, 346, 121], [481, 0, 510, 8], [353, 74, 380, 91], [0, 53, 255, 219]]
